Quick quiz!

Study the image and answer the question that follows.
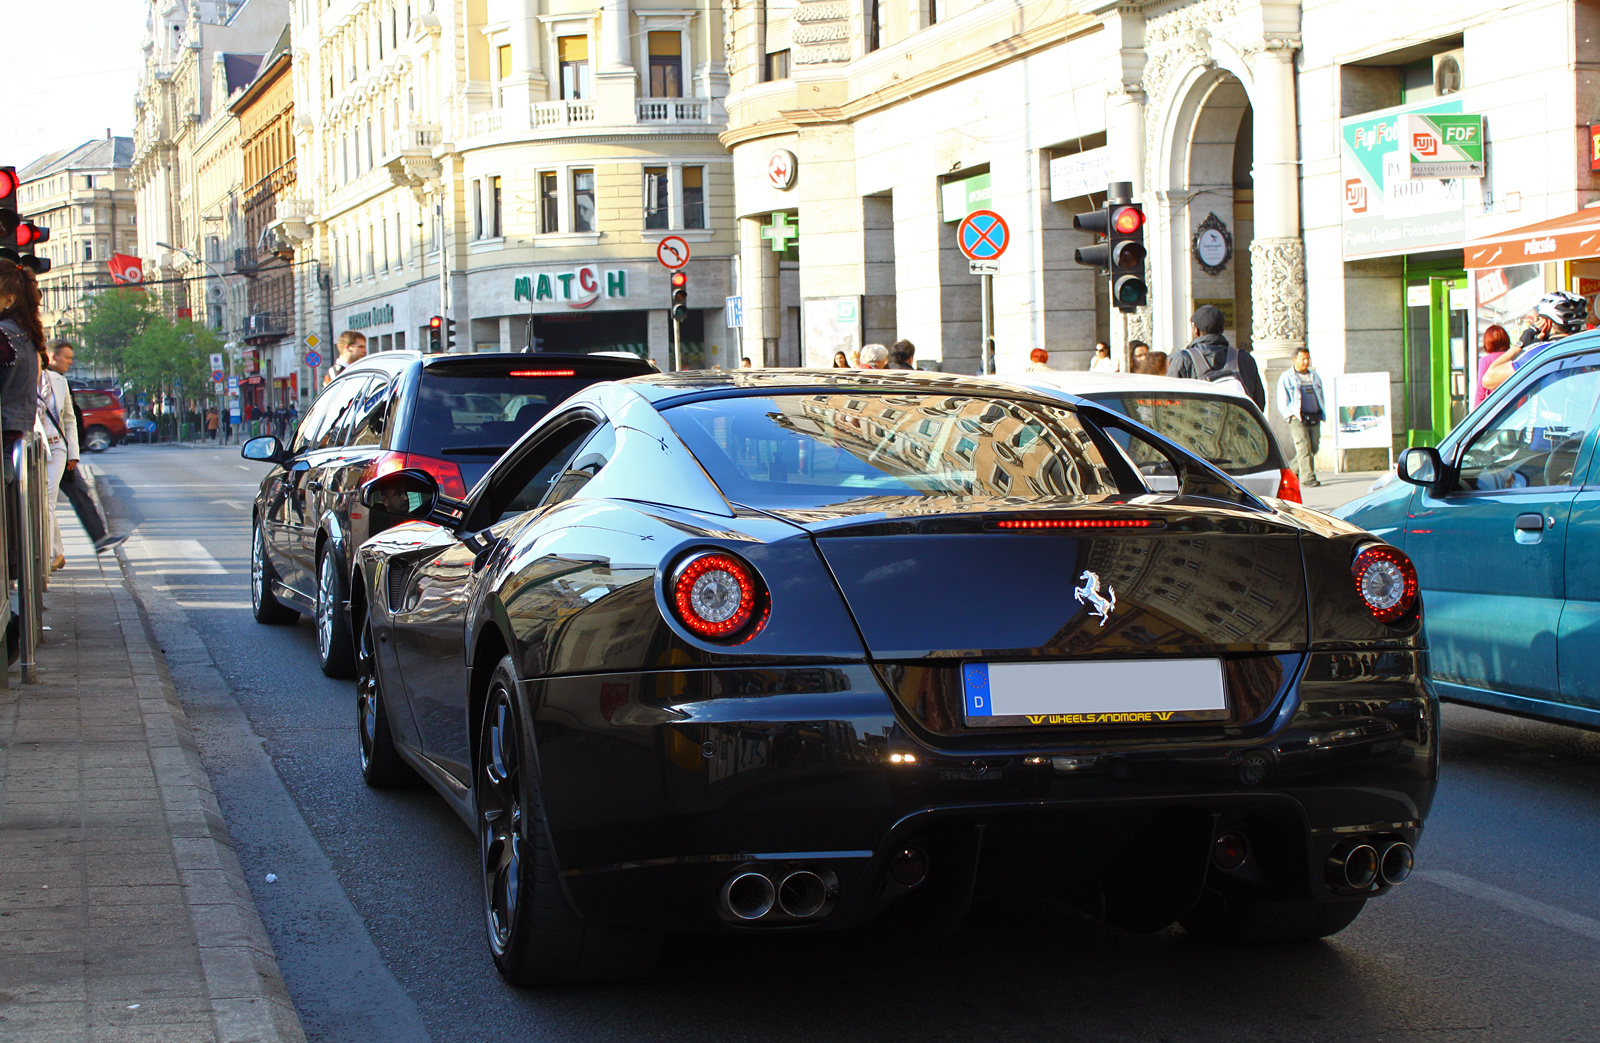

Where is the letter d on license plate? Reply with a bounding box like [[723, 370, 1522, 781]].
[[962, 659, 1228, 727]]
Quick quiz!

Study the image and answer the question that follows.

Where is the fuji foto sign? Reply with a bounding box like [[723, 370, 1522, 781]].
[[1405, 114, 1484, 178]]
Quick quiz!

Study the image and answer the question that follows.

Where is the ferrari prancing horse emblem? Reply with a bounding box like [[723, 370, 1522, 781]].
[[1074, 570, 1116, 626]]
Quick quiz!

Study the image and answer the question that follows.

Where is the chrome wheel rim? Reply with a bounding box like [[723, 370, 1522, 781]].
[[251, 527, 265, 611], [356, 614, 378, 770], [480, 687, 523, 955], [317, 553, 335, 659]]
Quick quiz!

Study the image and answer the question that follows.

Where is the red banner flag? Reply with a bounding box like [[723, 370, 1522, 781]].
[[107, 254, 144, 287]]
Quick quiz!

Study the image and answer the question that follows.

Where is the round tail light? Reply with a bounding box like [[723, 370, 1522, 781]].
[[1351, 544, 1418, 623], [671, 551, 763, 640]]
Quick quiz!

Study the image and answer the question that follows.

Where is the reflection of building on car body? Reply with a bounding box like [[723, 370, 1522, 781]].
[[338, 369, 1432, 986]]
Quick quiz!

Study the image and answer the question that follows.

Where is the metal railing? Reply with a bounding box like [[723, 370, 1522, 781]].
[[3, 432, 50, 684]]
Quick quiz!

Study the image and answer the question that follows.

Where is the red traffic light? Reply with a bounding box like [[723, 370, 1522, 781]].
[[670, 270, 687, 289], [429, 315, 443, 329], [14, 222, 47, 248], [0, 168, 17, 197], [1111, 206, 1144, 235]]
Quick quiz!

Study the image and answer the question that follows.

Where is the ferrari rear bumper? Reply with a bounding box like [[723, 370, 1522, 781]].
[[531, 651, 1436, 934]]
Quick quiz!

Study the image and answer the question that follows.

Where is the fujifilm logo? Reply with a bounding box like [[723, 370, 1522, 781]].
[[1525, 238, 1558, 256]]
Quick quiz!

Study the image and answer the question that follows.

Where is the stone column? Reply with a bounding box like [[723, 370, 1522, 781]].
[[595, 0, 637, 123], [740, 216, 781, 365], [1249, 43, 1305, 365]]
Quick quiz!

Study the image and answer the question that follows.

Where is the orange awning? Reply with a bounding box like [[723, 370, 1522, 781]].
[[1464, 209, 1600, 269]]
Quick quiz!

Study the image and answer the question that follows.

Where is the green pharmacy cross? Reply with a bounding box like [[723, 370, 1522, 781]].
[[762, 212, 799, 252]]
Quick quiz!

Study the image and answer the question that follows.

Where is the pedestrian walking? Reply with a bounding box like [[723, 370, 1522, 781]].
[[1130, 340, 1150, 369], [1026, 348, 1053, 372], [1146, 350, 1169, 376], [1474, 324, 1510, 406], [1171, 305, 1265, 408], [1089, 342, 1117, 372], [1276, 347, 1326, 488], [205, 407, 219, 441], [324, 330, 368, 385], [44, 340, 124, 555], [832, 351, 850, 369], [858, 343, 890, 369], [0, 259, 44, 659], [37, 343, 73, 571], [887, 340, 915, 370]]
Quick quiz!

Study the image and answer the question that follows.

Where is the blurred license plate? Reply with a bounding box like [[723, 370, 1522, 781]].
[[961, 659, 1227, 727]]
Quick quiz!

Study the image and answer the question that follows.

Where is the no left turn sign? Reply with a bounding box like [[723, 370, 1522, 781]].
[[656, 236, 690, 270]]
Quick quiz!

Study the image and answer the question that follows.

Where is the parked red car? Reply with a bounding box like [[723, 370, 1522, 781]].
[[71, 388, 127, 452]]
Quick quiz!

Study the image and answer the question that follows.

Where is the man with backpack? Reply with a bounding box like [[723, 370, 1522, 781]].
[[1171, 305, 1265, 409]]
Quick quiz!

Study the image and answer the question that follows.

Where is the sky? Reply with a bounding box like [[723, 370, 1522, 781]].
[[9, 0, 150, 172]]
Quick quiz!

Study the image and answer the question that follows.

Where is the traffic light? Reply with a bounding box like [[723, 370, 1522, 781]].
[[0, 166, 50, 273], [1072, 184, 1146, 314], [670, 270, 688, 322], [444, 317, 457, 351], [428, 315, 442, 350]]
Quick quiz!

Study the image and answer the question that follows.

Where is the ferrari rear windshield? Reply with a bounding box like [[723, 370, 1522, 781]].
[[663, 392, 1119, 509]]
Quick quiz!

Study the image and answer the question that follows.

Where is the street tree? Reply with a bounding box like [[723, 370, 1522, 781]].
[[69, 289, 164, 374]]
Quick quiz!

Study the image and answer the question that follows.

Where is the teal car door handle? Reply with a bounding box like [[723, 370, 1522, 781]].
[[1515, 512, 1545, 544]]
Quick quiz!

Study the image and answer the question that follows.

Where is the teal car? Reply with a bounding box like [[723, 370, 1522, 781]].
[[1336, 333, 1600, 727]]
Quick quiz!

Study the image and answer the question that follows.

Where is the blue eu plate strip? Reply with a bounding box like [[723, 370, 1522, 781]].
[[963, 662, 991, 717]]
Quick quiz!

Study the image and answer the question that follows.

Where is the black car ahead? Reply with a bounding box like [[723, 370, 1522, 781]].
[[240, 351, 653, 676], [350, 370, 1437, 986]]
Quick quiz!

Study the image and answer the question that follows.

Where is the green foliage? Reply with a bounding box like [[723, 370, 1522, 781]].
[[70, 289, 163, 373], [70, 290, 226, 408]]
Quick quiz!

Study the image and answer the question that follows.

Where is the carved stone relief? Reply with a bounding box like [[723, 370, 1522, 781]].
[[1249, 237, 1306, 348]]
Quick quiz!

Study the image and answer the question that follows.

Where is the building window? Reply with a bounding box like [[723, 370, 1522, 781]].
[[473, 179, 484, 238], [539, 172, 559, 233], [83, 241, 92, 262], [763, 0, 794, 82], [867, 0, 881, 52], [84, 175, 96, 189], [644, 167, 669, 230], [490, 176, 503, 238], [683, 166, 705, 229], [381, 217, 390, 269], [572, 169, 595, 232], [80, 207, 94, 225], [558, 36, 590, 100], [496, 43, 513, 105], [764, 50, 790, 81], [648, 32, 682, 98]]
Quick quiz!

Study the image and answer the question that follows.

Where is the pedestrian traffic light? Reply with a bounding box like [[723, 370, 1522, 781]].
[[670, 270, 688, 323], [1071, 187, 1146, 314], [428, 315, 442, 350], [444, 317, 457, 351]]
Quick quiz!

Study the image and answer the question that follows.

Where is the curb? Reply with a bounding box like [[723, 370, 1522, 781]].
[[106, 552, 308, 1043]]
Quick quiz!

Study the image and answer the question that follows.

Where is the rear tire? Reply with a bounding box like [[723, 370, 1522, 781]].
[[316, 548, 356, 678], [356, 608, 416, 788], [477, 655, 660, 985], [250, 522, 298, 625], [84, 425, 111, 453], [1180, 894, 1367, 944]]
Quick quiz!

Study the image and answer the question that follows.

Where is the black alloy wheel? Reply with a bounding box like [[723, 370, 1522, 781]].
[[1179, 894, 1367, 944], [356, 608, 416, 788], [316, 548, 357, 677], [475, 655, 660, 986], [251, 521, 298, 625]]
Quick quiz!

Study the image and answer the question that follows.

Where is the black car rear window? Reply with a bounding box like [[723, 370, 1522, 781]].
[[404, 371, 606, 458], [663, 392, 1119, 509], [1083, 391, 1282, 475]]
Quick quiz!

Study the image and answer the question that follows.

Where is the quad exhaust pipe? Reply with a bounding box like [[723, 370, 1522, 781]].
[[1326, 837, 1414, 892], [720, 867, 838, 922]]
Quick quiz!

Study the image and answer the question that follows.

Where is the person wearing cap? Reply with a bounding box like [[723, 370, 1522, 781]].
[[1171, 304, 1265, 408], [1483, 291, 1587, 392]]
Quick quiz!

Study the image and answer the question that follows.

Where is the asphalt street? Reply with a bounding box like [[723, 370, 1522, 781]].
[[93, 443, 1600, 1043]]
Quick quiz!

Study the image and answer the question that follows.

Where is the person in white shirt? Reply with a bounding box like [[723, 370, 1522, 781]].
[[44, 340, 123, 556], [1088, 342, 1117, 372], [38, 350, 76, 570], [1275, 347, 1327, 487]]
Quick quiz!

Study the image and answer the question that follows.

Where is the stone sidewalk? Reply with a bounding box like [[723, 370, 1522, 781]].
[[0, 531, 305, 1042]]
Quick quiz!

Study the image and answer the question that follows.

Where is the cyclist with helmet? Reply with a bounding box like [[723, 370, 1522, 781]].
[[1482, 291, 1587, 393]]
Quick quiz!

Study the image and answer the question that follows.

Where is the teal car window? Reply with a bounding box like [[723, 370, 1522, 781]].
[[1457, 358, 1600, 491]]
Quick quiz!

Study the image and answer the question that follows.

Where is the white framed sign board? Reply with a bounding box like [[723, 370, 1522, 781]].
[[1330, 371, 1395, 467], [801, 297, 861, 368]]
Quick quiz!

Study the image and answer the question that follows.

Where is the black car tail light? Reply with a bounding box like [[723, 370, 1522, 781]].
[[1351, 543, 1418, 623], [362, 450, 468, 499], [671, 551, 766, 640]]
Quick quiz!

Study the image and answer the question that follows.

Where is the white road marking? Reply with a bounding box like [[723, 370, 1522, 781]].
[[136, 538, 228, 575], [210, 499, 249, 510], [1419, 869, 1600, 945], [237, 465, 253, 471]]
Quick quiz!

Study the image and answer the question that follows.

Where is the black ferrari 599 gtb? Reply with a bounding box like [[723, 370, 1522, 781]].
[[350, 370, 1435, 985]]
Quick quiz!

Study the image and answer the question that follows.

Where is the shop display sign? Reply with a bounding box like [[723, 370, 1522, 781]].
[[513, 266, 628, 309], [1340, 98, 1466, 260], [801, 296, 860, 368], [941, 172, 992, 223], [1473, 263, 1543, 343], [347, 303, 395, 329], [1049, 148, 1110, 202], [1330, 372, 1394, 452], [1405, 114, 1485, 178], [1590, 124, 1600, 172]]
